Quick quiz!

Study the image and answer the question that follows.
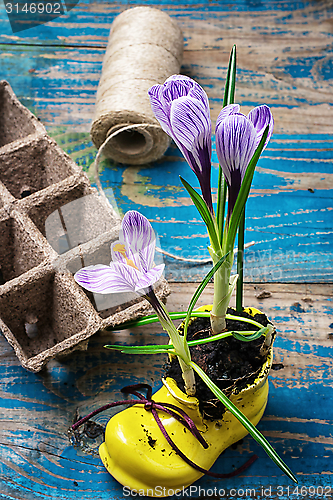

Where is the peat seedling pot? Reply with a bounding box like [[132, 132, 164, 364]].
[[98, 306, 274, 496]]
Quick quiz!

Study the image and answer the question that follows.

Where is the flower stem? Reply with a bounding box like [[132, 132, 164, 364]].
[[236, 207, 245, 312], [210, 249, 235, 333], [144, 287, 196, 395], [216, 169, 227, 243]]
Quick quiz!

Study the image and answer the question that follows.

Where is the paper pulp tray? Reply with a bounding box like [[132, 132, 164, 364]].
[[0, 81, 169, 372]]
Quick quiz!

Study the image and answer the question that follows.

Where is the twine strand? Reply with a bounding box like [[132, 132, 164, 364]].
[[93, 123, 161, 220], [71, 383, 258, 479], [93, 138, 256, 264], [90, 7, 183, 165]]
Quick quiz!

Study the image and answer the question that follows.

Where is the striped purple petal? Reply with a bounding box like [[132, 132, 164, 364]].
[[162, 75, 196, 102], [170, 96, 211, 156], [215, 103, 273, 219], [134, 264, 165, 292], [74, 262, 165, 295], [148, 75, 213, 213], [215, 103, 240, 130], [74, 210, 164, 296], [170, 96, 212, 211], [248, 105, 274, 149], [216, 114, 257, 185], [74, 263, 140, 294], [162, 75, 210, 112], [148, 76, 195, 137], [216, 113, 257, 217], [148, 75, 210, 139], [120, 211, 156, 273], [148, 84, 173, 136]]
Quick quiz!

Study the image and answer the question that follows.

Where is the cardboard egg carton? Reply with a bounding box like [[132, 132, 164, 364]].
[[0, 81, 169, 372]]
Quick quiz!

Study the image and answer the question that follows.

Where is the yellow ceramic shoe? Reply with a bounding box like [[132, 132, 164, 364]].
[[99, 308, 273, 497]]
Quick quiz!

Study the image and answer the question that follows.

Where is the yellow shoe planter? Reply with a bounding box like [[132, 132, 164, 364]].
[[99, 307, 274, 497]]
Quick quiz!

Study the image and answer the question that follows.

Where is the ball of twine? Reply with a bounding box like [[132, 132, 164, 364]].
[[90, 7, 184, 165]]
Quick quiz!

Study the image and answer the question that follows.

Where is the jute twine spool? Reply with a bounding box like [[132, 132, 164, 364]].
[[90, 7, 184, 165]]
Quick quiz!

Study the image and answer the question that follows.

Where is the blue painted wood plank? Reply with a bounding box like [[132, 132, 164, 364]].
[[1, 46, 331, 281], [0, 0, 332, 46], [0, 4, 331, 283], [91, 134, 333, 283], [1, 1, 333, 134], [0, 0, 332, 496], [0, 283, 332, 499]]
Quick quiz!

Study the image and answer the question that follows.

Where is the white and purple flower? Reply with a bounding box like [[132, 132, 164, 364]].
[[215, 104, 274, 219], [148, 75, 213, 213], [74, 209, 195, 393], [74, 211, 164, 295]]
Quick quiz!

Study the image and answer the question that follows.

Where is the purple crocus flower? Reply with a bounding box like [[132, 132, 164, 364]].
[[215, 104, 274, 220], [74, 211, 164, 295], [148, 75, 213, 213]]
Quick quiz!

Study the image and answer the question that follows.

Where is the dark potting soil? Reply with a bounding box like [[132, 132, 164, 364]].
[[164, 307, 272, 420]]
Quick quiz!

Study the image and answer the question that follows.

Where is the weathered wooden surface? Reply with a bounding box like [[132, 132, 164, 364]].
[[92, 134, 333, 283], [0, 283, 332, 499], [0, 0, 332, 283], [0, 1, 332, 134]]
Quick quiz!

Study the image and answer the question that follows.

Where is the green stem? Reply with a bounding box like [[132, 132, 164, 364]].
[[210, 250, 235, 333], [104, 328, 267, 353], [106, 311, 265, 331], [183, 253, 229, 342], [236, 207, 245, 312], [216, 171, 227, 245], [144, 288, 195, 395], [227, 313, 264, 329]]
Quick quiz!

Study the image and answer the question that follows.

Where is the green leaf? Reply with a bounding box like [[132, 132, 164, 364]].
[[105, 329, 263, 354], [180, 176, 220, 251], [190, 361, 298, 484], [236, 207, 245, 312], [216, 169, 227, 244], [217, 46, 236, 248], [104, 344, 173, 355], [188, 329, 258, 346], [105, 311, 266, 332], [227, 313, 265, 329], [222, 44, 237, 107], [183, 253, 230, 341], [104, 312, 198, 331], [226, 125, 269, 250]]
